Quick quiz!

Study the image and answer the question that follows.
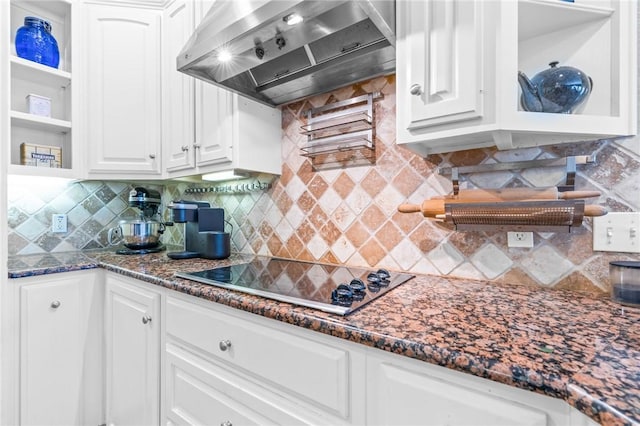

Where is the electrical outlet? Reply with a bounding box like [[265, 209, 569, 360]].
[[507, 231, 534, 248], [593, 212, 640, 253], [52, 214, 67, 233]]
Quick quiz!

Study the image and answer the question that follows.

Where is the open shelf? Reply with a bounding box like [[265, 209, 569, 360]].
[[518, 0, 613, 41], [11, 110, 71, 133], [10, 55, 71, 86], [8, 163, 75, 178], [515, 0, 623, 119], [8, 0, 75, 176]]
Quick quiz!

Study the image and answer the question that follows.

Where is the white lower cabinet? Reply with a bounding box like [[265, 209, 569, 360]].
[[105, 273, 161, 426], [14, 272, 599, 426], [366, 349, 598, 426], [164, 295, 366, 425], [17, 270, 102, 426]]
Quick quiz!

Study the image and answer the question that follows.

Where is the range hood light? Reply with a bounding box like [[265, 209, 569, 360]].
[[283, 13, 303, 26], [217, 49, 232, 62], [201, 170, 249, 182]]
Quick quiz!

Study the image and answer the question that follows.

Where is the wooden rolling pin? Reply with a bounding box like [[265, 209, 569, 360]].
[[398, 200, 608, 218], [432, 188, 601, 202]]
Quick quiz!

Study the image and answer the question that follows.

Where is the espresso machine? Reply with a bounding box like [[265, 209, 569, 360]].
[[166, 200, 230, 260]]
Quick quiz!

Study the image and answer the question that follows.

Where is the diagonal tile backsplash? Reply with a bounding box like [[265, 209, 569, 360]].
[[7, 75, 640, 296]]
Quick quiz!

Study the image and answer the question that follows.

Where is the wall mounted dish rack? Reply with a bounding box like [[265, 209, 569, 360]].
[[300, 92, 381, 170], [399, 154, 608, 233]]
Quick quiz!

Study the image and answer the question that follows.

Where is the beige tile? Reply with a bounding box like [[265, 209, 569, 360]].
[[471, 244, 513, 280], [521, 245, 574, 286], [345, 221, 370, 249]]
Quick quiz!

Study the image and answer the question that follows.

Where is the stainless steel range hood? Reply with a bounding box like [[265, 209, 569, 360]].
[[177, 0, 395, 107]]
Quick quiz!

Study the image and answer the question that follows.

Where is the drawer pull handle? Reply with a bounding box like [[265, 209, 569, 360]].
[[221, 422, 232, 426], [142, 315, 152, 325], [410, 83, 422, 96], [50, 301, 61, 309], [219, 340, 232, 351]]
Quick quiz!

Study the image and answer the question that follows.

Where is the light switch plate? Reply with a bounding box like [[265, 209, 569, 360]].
[[592, 212, 640, 253]]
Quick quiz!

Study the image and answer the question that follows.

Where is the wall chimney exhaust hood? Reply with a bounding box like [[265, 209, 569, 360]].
[[177, 0, 395, 107]]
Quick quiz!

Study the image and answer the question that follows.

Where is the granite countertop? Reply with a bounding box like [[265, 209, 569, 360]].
[[8, 250, 640, 426]]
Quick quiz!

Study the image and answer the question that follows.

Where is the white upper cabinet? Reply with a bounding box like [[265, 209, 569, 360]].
[[5, 0, 79, 178], [162, 0, 196, 173], [396, 0, 637, 155], [163, 0, 282, 179], [84, 2, 162, 177]]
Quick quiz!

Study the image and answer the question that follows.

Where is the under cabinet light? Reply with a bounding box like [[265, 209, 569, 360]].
[[201, 170, 249, 182]]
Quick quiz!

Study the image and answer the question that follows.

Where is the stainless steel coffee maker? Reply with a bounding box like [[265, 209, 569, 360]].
[[166, 200, 230, 260]]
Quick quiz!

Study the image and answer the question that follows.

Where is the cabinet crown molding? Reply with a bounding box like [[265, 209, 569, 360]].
[[83, 0, 173, 9]]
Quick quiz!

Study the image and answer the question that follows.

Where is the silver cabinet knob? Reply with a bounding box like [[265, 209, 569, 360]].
[[149, 154, 156, 159], [220, 422, 232, 426], [50, 301, 61, 309], [142, 315, 152, 324], [193, 143, 201, 150], [219, 340, 232, 351], [181, 145, 189, 152], [409, 83, 422, 96]]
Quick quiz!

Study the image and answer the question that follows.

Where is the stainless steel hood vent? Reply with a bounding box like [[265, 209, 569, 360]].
[[177, 1, 395, 107]]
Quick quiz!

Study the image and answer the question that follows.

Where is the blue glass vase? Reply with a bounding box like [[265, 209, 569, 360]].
[[15, 16, 60, 69]]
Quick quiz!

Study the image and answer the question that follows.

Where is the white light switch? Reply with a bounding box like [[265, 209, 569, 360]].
[[592, 212, 640, 253]]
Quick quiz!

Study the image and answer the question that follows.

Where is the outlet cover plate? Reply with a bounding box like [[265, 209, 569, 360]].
[[507, 231, 534, 248], [52, 214, 67, 233], [593, 212, 640, 253]]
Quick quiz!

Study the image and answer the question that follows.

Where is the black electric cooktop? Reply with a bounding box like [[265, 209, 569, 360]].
[[175, 256, 414, 315]]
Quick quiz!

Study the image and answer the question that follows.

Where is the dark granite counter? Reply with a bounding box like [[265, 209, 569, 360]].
[[8, 250, 640, 426]]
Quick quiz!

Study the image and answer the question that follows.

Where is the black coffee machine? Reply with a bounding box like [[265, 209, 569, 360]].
[[166, 200, 230, 260]]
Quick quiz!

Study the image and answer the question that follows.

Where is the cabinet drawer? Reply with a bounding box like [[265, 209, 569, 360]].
[[166, 297, 350, 418], [166, 344, 311, 425]]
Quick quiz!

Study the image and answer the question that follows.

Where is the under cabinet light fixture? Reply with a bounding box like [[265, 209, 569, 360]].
[[201, 170, 249, 182]]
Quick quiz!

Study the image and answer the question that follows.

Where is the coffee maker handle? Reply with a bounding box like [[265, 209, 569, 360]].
[[107, 226, 123, 246]]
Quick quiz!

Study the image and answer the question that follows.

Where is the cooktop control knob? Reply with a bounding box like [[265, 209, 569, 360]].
[[331, 284, 354, 306], [376, 268, 391, 279], [349, 278, 366, 300]]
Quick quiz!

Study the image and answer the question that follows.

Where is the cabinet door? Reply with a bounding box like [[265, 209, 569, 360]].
[[19, 271, 102, 426], [195, 78, 234, 168], [105, 274, 160, 426], [396, 0, 484, 132], [163, 0, 195, 173], [85, 4, 162, 176], [193, 1, 234, 169], [366, 354, 565, 426]]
